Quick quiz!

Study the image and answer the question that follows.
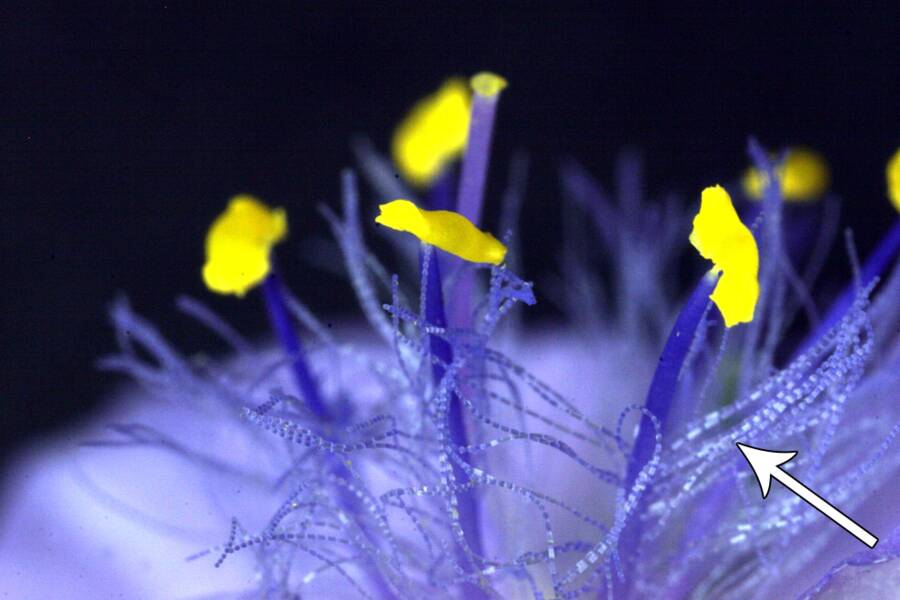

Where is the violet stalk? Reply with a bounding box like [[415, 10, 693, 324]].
[[262, 270, 330, 419], [615, 274, 717, 594], [430, 77, 506, 575], [450, 72, 507, 328], [796, 219, 900, 357], [407, 72, 507, 591], [456, 73, 507, 226], [421, 179, 487, 594]]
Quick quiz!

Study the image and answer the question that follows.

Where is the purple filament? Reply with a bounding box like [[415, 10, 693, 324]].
[[626, 275, 717, 496], [615, 274, 717, 594], [262, 271, 330, 419], [429, 169, 456, 212], [424, 174, 485, 585], [796, 218, 900, 357], [456, 90, 502, 227], [420, 247, 486, 585], [450, 87, 503, 329]]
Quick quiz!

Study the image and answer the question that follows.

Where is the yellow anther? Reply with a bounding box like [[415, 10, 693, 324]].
[[689, 185, 760, 327], [741, 147, 830, 202], [202, 195, 287, 297], [470, 72, 508, 97], [887, 148, 900, 213], [392, 78, 472, 188], [375, 199, 507, 265]]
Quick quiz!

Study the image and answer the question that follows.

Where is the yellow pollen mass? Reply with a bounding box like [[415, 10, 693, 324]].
[[689, 185, 760, 328], [202, 195, 287, 297], [741, 147, 830, 202], [887, 148, 900, 213], [392, 78, 472, 189], [375, 199, 507, 265], [470, 72, 508, 97]]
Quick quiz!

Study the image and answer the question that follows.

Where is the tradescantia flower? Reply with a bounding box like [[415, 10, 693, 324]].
[[1, 75, 898, 600]]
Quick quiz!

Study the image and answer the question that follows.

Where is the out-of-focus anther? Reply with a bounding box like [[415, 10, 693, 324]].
[[392, 78, 471, 189], [742, 147, 830, 202]]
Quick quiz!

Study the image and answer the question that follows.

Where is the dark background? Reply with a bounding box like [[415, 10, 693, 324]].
[[3, 4, 899, 467]]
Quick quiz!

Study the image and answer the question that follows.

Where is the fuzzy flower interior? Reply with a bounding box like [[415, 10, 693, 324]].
[[1, 77, 898, 600]]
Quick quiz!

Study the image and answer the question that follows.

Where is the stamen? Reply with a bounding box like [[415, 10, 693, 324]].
[[741, 147, 830, 202], [202, 195, 327, 418], [618, 185, 759, 591], [379, 182, 490, 593]]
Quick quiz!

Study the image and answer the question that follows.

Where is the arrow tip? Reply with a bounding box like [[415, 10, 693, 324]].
[[736, 443, 798, 498]]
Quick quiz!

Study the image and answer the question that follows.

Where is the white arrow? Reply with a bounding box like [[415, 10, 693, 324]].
[[736, 443, 878, 548]]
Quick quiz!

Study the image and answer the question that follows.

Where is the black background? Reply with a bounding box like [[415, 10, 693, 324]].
[[3, 4, 899, 469]]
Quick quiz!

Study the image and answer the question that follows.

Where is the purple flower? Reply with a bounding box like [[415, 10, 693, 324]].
[[2, 76, 898, 599]]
